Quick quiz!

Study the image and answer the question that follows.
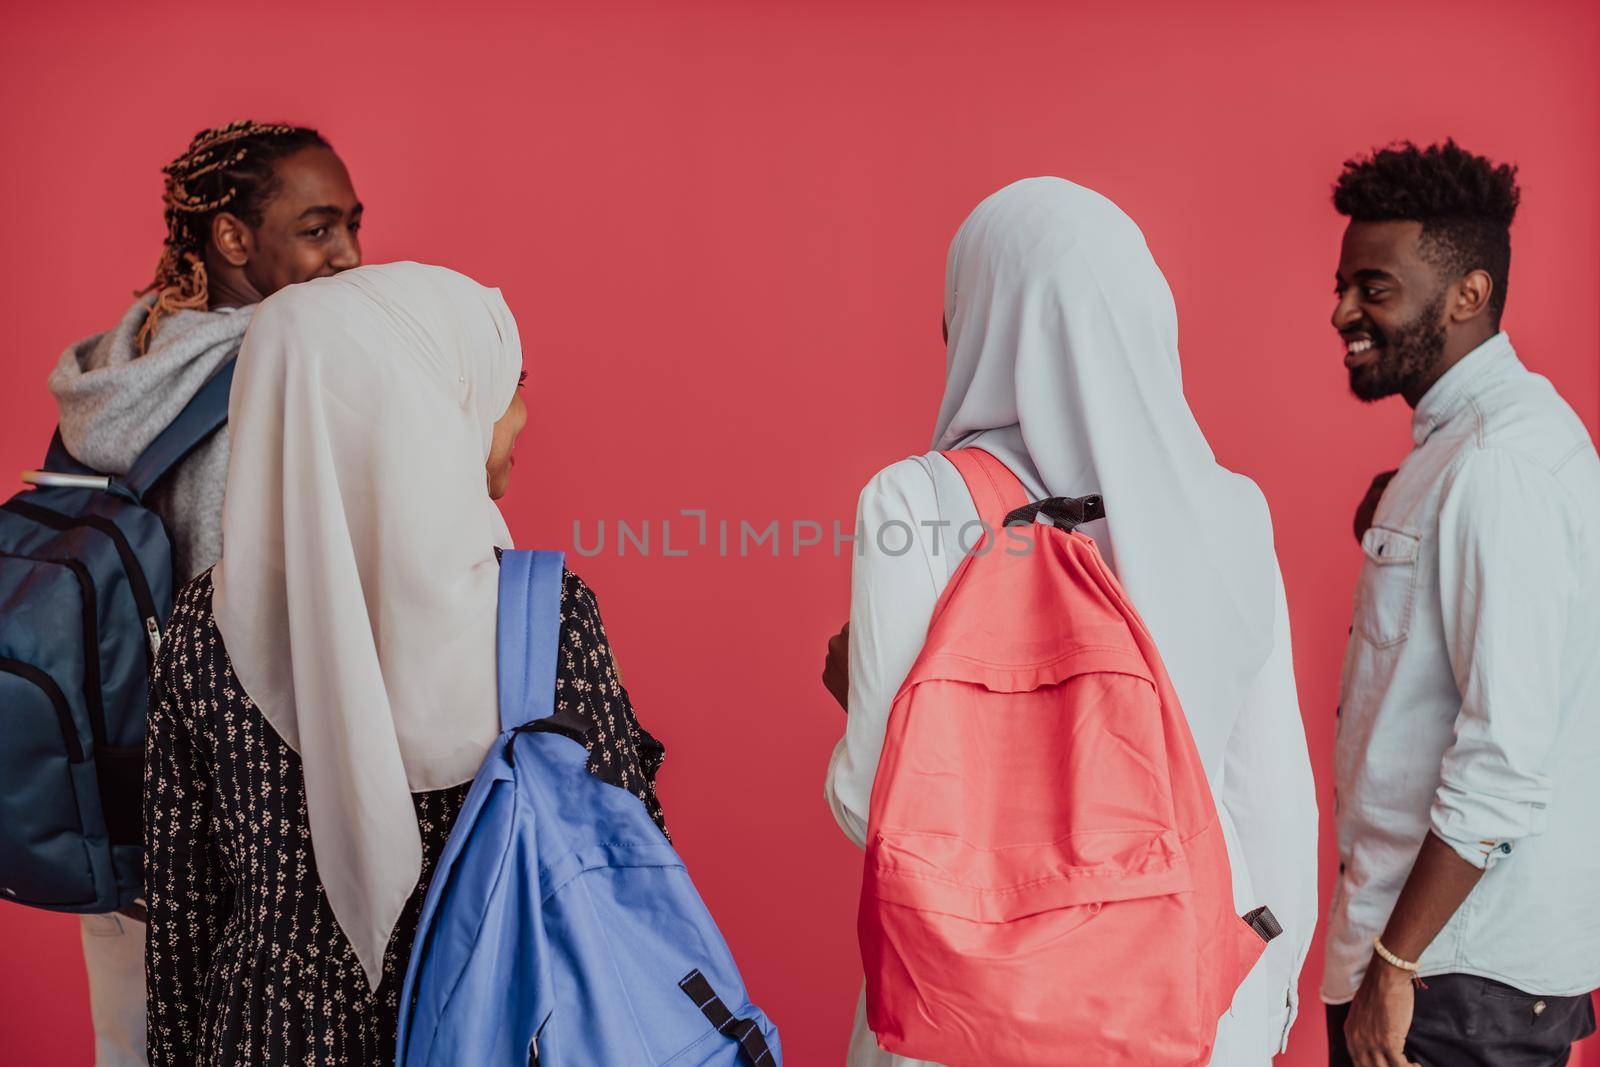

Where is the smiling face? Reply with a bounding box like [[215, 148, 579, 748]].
[[236, 146, 364, 296], [1332, 220, 1453, 405], [204, 145, 364, 307]]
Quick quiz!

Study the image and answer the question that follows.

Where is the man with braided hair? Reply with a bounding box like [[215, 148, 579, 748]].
[[47, 119, 363, 1067]]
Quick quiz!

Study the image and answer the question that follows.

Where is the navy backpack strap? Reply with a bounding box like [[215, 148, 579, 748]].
[[678, 970, 776, 1065], [41, 430, 96, 477], [117, 359, 236, 502], [496, 549, 566, 734], [18, 430, 110, 491]]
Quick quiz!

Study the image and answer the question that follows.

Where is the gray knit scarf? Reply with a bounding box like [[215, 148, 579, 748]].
[[49, 297, 255, 583]]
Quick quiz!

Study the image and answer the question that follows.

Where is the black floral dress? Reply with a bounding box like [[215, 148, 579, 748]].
[[144, 568, 666, 1066]]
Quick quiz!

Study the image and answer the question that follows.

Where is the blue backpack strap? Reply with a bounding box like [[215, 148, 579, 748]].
[[679, 970, 777, 1065], [117, 360, 236, 502], [19, 430, 110, 490], [41, 430, 96, 477], [496, 549, 566, 734]]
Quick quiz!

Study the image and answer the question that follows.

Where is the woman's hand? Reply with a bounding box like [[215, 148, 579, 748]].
[[822, 621, 849, 712]]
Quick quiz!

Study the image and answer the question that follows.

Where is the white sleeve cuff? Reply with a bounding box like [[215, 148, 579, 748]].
[[1430, 821, 1514, 871], [824, 738, 869, 849], [1277, 981, 1299, 1054]]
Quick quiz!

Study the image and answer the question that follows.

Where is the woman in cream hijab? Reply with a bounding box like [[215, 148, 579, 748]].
[[823, 179, 1319, 1065], [144, 262, 530, 1065]]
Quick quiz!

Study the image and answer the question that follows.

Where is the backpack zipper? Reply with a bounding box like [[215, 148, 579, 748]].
[[0, 551, 109, 751], [2, 499, 163, 669], [0, 657, 85, 762]]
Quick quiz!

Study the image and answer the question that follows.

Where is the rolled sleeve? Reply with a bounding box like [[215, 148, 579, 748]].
[[1431, 449, 1575, 870]]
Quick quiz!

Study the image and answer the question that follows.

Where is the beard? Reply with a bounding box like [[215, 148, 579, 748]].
[[1348, 292, 1448, 402]]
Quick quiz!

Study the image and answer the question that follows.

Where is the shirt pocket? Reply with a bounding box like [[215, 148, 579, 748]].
[[1356, 525, 1420, 648]]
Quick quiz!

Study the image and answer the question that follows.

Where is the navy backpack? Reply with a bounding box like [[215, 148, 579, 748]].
[[396, 549, 781, 1067], [0, 361, 234, 913]]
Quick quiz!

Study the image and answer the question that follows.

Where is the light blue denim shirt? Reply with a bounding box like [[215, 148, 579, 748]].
[[1322, 332, 1600, 1003]]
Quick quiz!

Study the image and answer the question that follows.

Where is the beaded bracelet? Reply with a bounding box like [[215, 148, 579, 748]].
[[1372, 935, 1420, 973]]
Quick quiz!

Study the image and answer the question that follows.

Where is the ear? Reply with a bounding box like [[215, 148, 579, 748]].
[[209, 212, 255, 269], [1450, 268, 1493, 324]]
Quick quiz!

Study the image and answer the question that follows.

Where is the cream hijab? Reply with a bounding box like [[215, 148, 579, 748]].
[[214, 262, 521, 990], [936, 178, 1277, 774]]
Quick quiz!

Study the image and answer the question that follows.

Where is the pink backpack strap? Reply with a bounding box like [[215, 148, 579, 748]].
[[939, 448, 1029, 531]]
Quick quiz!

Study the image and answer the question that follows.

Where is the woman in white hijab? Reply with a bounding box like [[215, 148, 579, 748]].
[[141, 262, 529, 1065], [823, 179, 1319, 1065]]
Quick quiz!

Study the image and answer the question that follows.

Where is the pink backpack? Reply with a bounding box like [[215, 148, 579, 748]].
[[859, 448, 1278, 1067]]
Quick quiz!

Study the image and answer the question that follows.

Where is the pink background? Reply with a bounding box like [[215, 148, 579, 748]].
[[2, 2, 1596, 1063]]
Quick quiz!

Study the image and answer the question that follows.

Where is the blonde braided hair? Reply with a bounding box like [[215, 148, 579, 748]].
[[136, 120, 327, 353]]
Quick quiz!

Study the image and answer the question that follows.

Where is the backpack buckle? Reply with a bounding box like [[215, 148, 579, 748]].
[[1004, 495, 1106, 532], [20, 470, 112, 491], [1243, 905, 1283, 943]]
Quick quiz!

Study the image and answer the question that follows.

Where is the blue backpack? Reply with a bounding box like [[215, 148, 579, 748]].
[[396, 550, 781, 1067], [0, 362, 234, 913]]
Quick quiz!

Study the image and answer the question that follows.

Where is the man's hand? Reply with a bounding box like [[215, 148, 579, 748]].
[[1343, 834, 1484, 1066], [822, 621, 849, 712], [1354, 470, 1398, 544], [1343, 958, 1420, 1067]]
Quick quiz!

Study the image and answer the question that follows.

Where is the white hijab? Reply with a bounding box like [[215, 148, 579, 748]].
[[935, 178, 1277, 773], [214, 261, 521, 990]]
